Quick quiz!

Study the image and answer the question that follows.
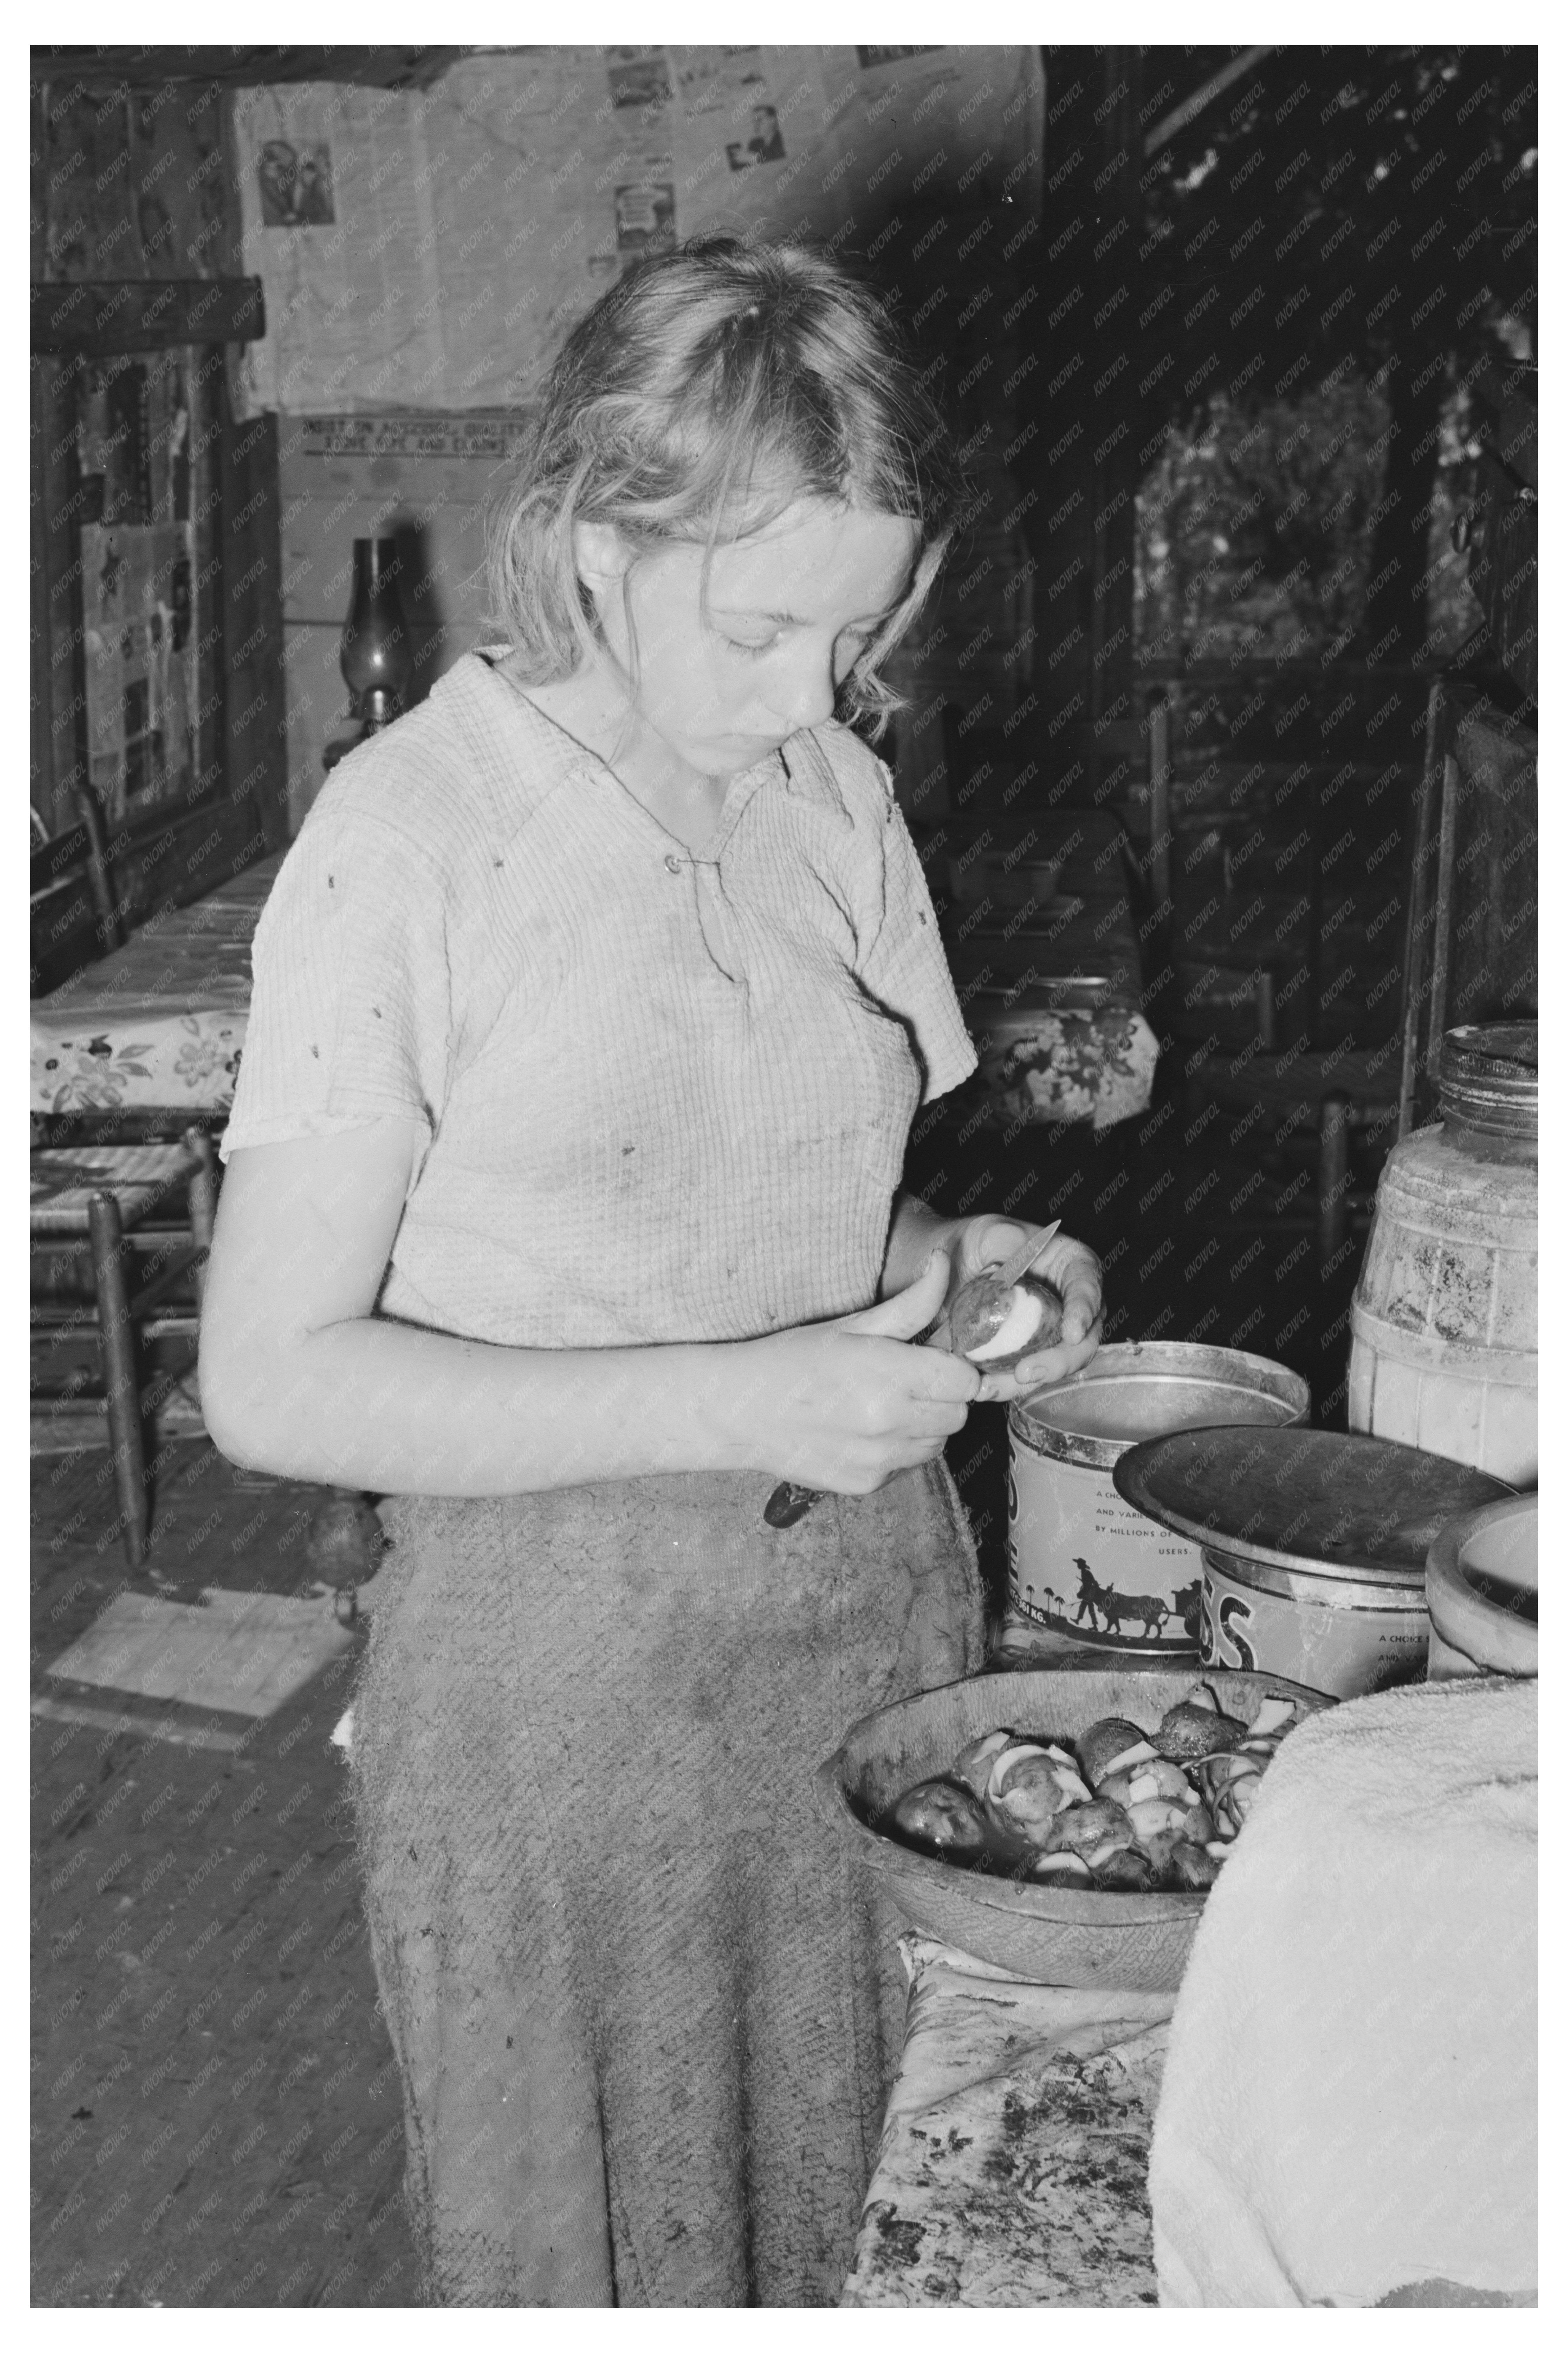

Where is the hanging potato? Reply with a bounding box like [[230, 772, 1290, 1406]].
[[948, 1272, 1066, 1370]]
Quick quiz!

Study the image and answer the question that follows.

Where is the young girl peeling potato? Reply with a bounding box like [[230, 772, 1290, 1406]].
[[200, 236, 1101, 2307]]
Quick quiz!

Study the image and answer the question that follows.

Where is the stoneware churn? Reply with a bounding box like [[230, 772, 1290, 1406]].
[[1348, 1022, 1537, 1485]]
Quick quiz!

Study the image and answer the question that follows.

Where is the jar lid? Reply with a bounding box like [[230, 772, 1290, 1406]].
[[1439, 1022, 1537, 1138], [1113, 1428, 1515, 1583], [966, 977, 1122, 1025]]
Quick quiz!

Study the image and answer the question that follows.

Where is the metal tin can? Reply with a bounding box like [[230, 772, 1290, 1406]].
[[1007, 1342, 1309, 1654], [1200, 1547, 1430, 1697], [1113, 1426, 1516, 1701]]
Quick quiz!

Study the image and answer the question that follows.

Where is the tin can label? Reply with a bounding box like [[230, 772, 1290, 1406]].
[[1200, 1556, 1427, 1698], [1008, 1444, 1203, 1652]]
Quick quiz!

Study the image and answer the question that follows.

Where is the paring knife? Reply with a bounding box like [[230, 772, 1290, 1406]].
[[762, 1220, 1063, 1530]]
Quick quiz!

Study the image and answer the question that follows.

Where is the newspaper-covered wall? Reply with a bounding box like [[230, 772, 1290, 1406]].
[[232, 45, 1043, 413]]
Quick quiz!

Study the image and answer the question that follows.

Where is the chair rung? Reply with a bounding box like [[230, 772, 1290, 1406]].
[[129, 1248, 203, 1319], [32, 1310, 198, 1343]]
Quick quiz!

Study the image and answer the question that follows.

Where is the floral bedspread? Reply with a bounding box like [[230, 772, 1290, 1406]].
[[842, 1939, 1174, 2307]]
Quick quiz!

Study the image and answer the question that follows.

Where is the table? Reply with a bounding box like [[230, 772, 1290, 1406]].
[[843, 1939, 1173, 2306], [31, 852, 285, 1117]]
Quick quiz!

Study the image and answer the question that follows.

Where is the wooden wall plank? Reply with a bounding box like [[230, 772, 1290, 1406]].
[[41, 354, 91, 840], [30, 74, 48, 279], [188, 343, 225, 801], [222, 403, 291, 852], [31, 358, 54, 831]]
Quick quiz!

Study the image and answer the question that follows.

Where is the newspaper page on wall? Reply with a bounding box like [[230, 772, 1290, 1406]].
[[232, 45, 1044, 413]]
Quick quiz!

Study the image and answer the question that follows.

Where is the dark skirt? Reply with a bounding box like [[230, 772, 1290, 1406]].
[[350, 1459, 983, 2307]]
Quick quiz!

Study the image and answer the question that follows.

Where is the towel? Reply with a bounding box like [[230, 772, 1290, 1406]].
[[1148, 1675, 1536, 2308]]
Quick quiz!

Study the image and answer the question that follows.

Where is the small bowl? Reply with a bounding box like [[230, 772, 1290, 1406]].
[[815, 1664, 1333, 1988], [1425, 1495, 1537, 1680]]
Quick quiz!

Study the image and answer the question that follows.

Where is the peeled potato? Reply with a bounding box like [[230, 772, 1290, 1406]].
[[951, 1727, 1017, 1800], [1125, 1795, 1192, 1844], [949, 1272, 1066, 1368], [1076, 1717, 1149, 1787], [1098, 1758, 1198, 1811], [986, 1752, 1088, 1842], [1042, 1797, 1135, 1859]]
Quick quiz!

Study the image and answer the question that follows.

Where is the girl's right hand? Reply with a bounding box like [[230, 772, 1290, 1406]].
[[723, 1250, 981, 1494]]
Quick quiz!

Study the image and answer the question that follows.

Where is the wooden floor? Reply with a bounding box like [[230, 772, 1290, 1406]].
[[30, 1440, 417, 2308]]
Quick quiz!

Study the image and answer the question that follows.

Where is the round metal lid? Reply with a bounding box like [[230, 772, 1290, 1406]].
[[1113, 1427, 1516, 1582], [1439, 1021, 1537, 1138], [1011, 1342, 1307, 1470]]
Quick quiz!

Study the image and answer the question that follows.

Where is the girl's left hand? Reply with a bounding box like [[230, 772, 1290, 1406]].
[[933, 1213, 1103, 1404]]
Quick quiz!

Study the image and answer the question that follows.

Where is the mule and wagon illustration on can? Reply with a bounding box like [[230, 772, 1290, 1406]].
[[1015, 1556, 1205, 1646]]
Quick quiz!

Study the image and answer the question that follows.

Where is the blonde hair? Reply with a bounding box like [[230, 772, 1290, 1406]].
[[486, 235, 961, 734]]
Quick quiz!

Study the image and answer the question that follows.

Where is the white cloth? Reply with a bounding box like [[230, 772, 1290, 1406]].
[[1148, 1676, 1537, 2307], [222, 650, 976, 1348]]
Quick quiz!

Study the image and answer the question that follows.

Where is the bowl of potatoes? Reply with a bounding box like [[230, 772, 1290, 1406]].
[[816, 1663, 1333, 1989]]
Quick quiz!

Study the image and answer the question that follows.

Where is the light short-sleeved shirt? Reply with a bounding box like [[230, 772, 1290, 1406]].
[[223, 650, 976, 1348]]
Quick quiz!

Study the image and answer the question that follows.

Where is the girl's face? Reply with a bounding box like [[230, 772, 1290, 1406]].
[[579, 498, 920, 779]]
